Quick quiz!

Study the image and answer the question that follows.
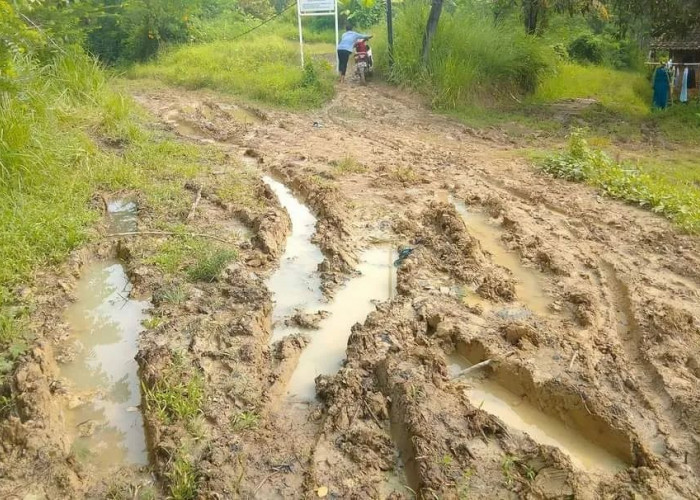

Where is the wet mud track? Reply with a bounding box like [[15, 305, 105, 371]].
[[1, 82, 699, 498]]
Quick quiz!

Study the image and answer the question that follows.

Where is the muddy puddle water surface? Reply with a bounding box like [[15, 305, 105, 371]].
[[61, 260, 150, 467], [108, 200, 138, 233], [287, 246, 397, 402], [451, 197, 550, 316], [262, 176, 325, 341], [263, 176, 396, 401], [448, 355, 626, 474]]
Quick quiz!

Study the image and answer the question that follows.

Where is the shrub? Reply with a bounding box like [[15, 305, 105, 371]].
[[543, 131, 700, 232]]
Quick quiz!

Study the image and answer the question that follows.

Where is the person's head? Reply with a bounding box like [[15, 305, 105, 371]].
[[345, 24, 353, 32]]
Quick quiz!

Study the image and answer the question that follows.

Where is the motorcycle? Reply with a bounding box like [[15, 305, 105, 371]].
[[354, 39, 373, 85]]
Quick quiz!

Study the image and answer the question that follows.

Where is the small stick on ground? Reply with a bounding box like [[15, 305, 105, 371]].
[[253, 472, 279, 495], [568, 351, 578, 371], [363, 399, 383, 429], [453, 359, 492, 379], [105, 231, 230, 244], [187, 186, 203, 221]]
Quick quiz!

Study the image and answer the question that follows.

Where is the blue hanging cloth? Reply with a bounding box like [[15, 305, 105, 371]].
[[652, 66, 670, 109]]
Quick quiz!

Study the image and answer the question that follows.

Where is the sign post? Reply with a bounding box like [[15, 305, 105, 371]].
[[297, 0, 339, 69]]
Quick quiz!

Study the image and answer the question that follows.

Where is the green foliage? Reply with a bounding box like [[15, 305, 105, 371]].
[[533, 63, 650, 115], [339, 0, 385, 28], [186, 248, 236, 282], [543, 130, 700, 232], [374, 1, 554, 108], [332, 155, 367, 174], [230, 410, 260, 431], [142, 354, 205, 424], [128, 37, 335, 108], [148, 236, 236, 281], [167, 452, 200, 500], [567, 33, 644, 70]]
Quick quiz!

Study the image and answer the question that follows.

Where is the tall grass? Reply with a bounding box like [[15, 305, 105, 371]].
[[128, 36, 335, 108], [372, 1, 554, 108]]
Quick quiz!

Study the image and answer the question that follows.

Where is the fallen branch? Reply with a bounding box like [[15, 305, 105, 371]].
[[105, 231, 230, 244], [453, 359, 492, 379], [187, 186, 203, 221]]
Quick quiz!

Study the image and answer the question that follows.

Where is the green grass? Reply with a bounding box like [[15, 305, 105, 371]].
[[332, 155, 367, 174], [128, 36, 336, 108], [186, 248, 236, 282], [542, 130, 700, 232], [167, 451, 200, 500], [532, 63, 650, 116], [230, 410, 259, 431], [148, 235, 237, 281], [142, 353, 205, 424]]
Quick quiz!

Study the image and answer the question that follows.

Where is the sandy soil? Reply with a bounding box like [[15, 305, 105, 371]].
[[1, 81, 699, 499]]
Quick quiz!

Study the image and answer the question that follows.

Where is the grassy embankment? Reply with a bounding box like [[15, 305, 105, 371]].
[[0, 51, 261, 391]]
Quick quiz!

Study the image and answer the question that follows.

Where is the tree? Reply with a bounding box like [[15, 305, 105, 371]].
[[611, 0, 700, 36], [421, 0, 444, 66]]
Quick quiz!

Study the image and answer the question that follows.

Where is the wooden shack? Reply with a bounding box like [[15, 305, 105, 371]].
[[650, 30, 700, 63]]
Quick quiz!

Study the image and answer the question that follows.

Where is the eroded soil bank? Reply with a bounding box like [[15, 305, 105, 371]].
[[1, 82, 699, 498]]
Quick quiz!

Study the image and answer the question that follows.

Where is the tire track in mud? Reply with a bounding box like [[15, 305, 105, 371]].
[[125, 86, 700, 496], [601, 261, 699, 471]]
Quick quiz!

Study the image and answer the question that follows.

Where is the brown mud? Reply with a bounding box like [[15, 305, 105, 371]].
[[1, 82, 699, 498]]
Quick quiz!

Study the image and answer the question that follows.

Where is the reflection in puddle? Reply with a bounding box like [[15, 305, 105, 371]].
[[451, 197, 550, 315], [449, 354, 627, 474], [287, 246, 397, 402], [108, 200, 138, 233], [262, 176, 325, 343], [61, 261, 150, 467]]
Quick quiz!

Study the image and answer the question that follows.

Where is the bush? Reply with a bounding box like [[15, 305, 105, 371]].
[[568, 34, 605, 64], [372, 1, 554, 108], [543, 131, 700, 232]]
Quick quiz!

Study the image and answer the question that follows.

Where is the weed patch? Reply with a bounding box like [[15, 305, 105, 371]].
[[142, 355, 204, 424], [148, 235, 237, 281], [231, 410, 260, 431], [542, 131, 700, 232], [167, 452, 200, 500], [332, 156, 367, 174]]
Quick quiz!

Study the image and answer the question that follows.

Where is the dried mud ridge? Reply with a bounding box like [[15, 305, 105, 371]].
[[1, 84, 699, 498]]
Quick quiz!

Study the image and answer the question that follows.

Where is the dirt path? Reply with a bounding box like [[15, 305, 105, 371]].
[[2, 81, 699, 499]]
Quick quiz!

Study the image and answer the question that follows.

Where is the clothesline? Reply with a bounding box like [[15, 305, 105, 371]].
[[646, 62, 700, 66]]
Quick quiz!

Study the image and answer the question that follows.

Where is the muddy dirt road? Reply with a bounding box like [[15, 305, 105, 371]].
[[2, 82, 699, 499]]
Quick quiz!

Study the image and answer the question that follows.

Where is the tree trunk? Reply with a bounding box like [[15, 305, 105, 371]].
[[522, 0, 539, 35], [421, 0, 444, 67]]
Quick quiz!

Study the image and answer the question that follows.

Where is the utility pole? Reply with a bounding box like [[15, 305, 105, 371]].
[[387, 0, 394, 69]]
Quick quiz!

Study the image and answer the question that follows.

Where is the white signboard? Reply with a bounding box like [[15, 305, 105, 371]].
[[296, 0, 339, 68], [299, 0, 335, 14]]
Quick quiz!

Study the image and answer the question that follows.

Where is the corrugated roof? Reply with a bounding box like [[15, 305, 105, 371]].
[[652, 30, 700, 50]]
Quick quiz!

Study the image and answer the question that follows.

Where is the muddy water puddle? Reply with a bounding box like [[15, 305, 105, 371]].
[[264, 174, 397, 402], [286, 246, 397, 402], [451, 197, 550, 316], [61, 260, 150, 467], [448, 354, 627, 474], [262, 176, 325, 342], [108, 199, 138, 233]]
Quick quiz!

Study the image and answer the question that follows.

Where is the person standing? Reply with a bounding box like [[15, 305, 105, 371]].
[[337, 25, 372, 83]]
